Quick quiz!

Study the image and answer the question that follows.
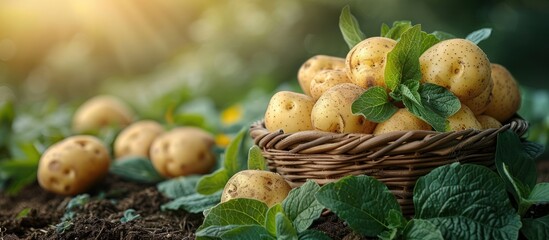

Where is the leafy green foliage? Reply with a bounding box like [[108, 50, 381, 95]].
[[161, 191, 222, 213], [282, 180, 324, 233], [56, 194, 91, 234], [0, 143, 41, 195], [351, 86, 398, 123], [276, 212, 298, 240], [339, 5, 365, 49], [465, 28, 492, 45], [402, 219, 443, 240], [157, 175, 202, 199], [120, 209, 141, 223], [431, 31, 456, 41], [109, 156, 165, 183], [522, 215, 549, 240], [247, 145, 267, 171], [381, 21, 412, 40]]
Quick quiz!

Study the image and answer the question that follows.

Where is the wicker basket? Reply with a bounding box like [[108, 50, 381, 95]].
[[250, 117, 529, 216]]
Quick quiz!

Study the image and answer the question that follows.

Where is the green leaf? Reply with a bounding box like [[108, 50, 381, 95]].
[[382, 21, 412, 40], [431, 31, 456, 41], [315, 175, 401, 237], [196, 168, 230, 195], [339, 5, 365, 49], [418, 83, 461, 118], [522, 215, 549, 240], [196, 224, 241, 238], [298, 230, 332, 240], [120, 209, 140, 223], [386, 209, 407, 229], [381, 23, 390, 37], [197, 198, 269, 233], [224, 127, 249, 176], [265, 204, 284, 236], [465, 28, 492, 45], [276, 212, 298, 240], [496, 131, 538, 192], [161, 191, 221, 213], [414, 163, 521, 240], [351, 86, 398, 123], [282, 180, 324, 233], [247, 145, 267, 171], [402, 219, 444, 240], [378, 228, 398, 240], [403, 98, 447, 132], [0, 157, 39, 195], [157, 175, 201, 199], [528, 183, 549, 204], [400, 84, 421, 106], [16, 208, 31, 219], [500, 163, 531, 216], [109, 156, 165, 184], [220, 225, 275, 240]]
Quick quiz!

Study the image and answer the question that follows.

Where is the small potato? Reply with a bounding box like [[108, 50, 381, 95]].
[[38, 135, 110, 195], [447, 105, 482, 131], [373, 109, 431, 135], [114, 120, 165, 159], [346, 37, 397, 89], [462, 78, 493, 115], [221, 170, 291, 207], [264, 91, 315, 133], [150, 127, 216, 178], [483, 64, 521, 122], [297, 55, 346, 96], [311, 83, 376, 133], [73, 95, 134, 133], [477, 115, 503, 129], [309, 69, 351, 101], [420, 39, 491, 102]]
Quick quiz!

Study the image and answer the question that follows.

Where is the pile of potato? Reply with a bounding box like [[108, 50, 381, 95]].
[[264, 37, 521, 134]]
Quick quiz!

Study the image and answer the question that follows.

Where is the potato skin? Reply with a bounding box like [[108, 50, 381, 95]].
[[264, 91, 315, 133], [221, 170, 292, 207], [150, 127, 216, 178], [346, 37, 396, 89], [73, 95, 134, 133], [38, 135, 110, 195], [483, 64, 521, 122], [447, 105, 482, 131], [461, 78, 493, 115], [114, 120, 165, 159], [373, 109, 431, 134], [420, 39, 491, 102], [477, 115, 503, 129], [298, 55, 346, 96], [309, 69, 351, 101], [311, 83, 376, 133]]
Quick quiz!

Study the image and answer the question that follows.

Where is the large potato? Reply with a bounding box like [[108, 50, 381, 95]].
[[346, 37, 396, 89], [373, 109, 431, 134], [477, 115, 503, 129], [483, 64, 521, 122], [264, 91, 315, 133], [309, 69, 351, 101], [73, 95, 134, 133], [38, 135, 110, 195], [461, 78, 493, 115], [297, 55, 345, 96], [221, 170, 291, 207], [447, 105, 482, 131], [114, 120, 165, 159], [150, 127, 216, 178], [311, 83, 376, 133], [420, 39, 491, 102]]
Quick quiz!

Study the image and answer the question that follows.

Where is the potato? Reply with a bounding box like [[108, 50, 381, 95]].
[[483, 64, 521, 122], [420, 39, 491, 102], [38, 135, 110, 195], [297, 55, 346, 96], [309, 69, 351, 101], [373, 109, 431, 134], [462, 78, 493, 115], [477, 115, 503, 129], [221, 170, 291, 207], [447, 105, 482, 131], [73, 95, 134, 133], [346, 37, 397, 89], [150, 127, 216, 178], [114, 120, 165, 159], [311, 83, 376, 133], [264, 91, 315, 133]]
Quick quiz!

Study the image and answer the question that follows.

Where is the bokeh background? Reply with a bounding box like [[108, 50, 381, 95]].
[[0, 0, 548, 150]]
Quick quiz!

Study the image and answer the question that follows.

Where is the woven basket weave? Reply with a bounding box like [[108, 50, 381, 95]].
[[250, 117, 528, 216]]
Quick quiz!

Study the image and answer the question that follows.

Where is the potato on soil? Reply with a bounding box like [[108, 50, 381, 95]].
[[483, 64, 521, 122], [72, 95, 134, 133], [420, 39, 491, 102], [297, 55, 346, 96], [150, 127, 216, 178], [346, 37, 396, 89], [221, 170, 292, 207], [309, 69, 351, 101], [477, 115, 503, 129], [311, 83, 376, 133], [264, 91, 315, 133], [447, 105, 482, 131], [114, 120, 165, 159], [373, 109, 431, 134], [38, 135, 110, 195]]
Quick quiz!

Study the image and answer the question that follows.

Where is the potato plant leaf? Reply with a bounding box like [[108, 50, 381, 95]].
[[276, 212, 298, 240], [157, 175, 201, 199], [282, 180, 324, 233], [528, 183, 549, 204], [402, 219, 444, 240], [196, 198, 269, 234], [496, 131, 540, 193], [109, 156, 165, 184], [521, 215, 549, 240], [431, 31, 456, 41], [297, 230, 332, 240], [465, 28, 492, 45], [219, 225, 275, 240], [265, 204, 284, 236], [223, 127, 249, 176], [414, 163, 521, 240], [339, 5, 365, 49], [120, 209, 140, 223], [161, 191, 221, 213], [248, 145, 267, 171], [381, 21, 412, 40], [351, 86, 398, 123], [196, 168, 229, 195]]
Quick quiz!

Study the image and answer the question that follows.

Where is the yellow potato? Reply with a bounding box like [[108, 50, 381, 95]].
[[72, 95, 134, 133], [373, 109, 431, 134], [38, 135, 110, 195], [114, 120, 165, 159], [311, 83, 376, 133], [447, 105, 482, 131], [461, 78, 493, 115], [483, 64, 521, 122], [346, 37, 397, 89], [297, 55, 346, 96], [221, 170, 291, 207], [309, 69, 351, 101], [420, 39, 491, 102], [150, 127, 216, 178], [477, 115, 503, 129], [264, 91, 315, 133]]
